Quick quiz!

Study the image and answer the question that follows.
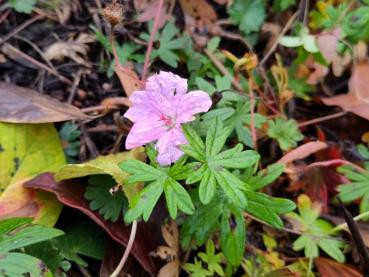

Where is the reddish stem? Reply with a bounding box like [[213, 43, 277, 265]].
[[141, 0, 165, 81], [304, 159, 368, 173], [249, 89, 257, 149]]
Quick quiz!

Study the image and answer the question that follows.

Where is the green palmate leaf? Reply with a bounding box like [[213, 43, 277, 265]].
[[0, 252, 53, 277], [0, 218, 64, 253], [180, 196, 223, 248], [245, 191, 296, 228], [53, 222, 107, 267], [56, 147, 146, 202], [182, 124, 206, 160], [124, 178, 164, 223], [246, 163, 285, 190], [337, 166, 369, 215], [198, 240, 225, 276], [183, 258, 212, 277], [120, 158, 194, 222], [85, 175, 127, 222], [220, 208, 245, 267], [164, 178, 195, 219], [141, 20, 190, 68], [228, 0, 266, 35], [198, 168, 216, 204], [121, 159, 164, 183], [183, 118, 260, 206], [287, 194, 345, 262], [212, 170, 247, 208], [267, 119, 304, 151], [205, 118, 229, 157], [25, 241, 71, 274]]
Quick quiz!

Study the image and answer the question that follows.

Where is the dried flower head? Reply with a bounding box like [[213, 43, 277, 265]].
[[103, 1, 125, 27], [124, 71, 212, 166]]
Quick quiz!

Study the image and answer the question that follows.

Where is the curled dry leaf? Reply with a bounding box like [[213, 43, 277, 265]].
[[150, 220, 180, 277], [315, 257, 363, 277], [323, 62, 369, 121], [25, 173, 158, 276], [277, 141, 328, 165], [0, 82, 89, 123], [44, 33, 95, 66], [0, 123, 65, 226]]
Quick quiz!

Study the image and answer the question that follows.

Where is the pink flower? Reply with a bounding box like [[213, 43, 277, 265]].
[[124, 71, 212, 166]]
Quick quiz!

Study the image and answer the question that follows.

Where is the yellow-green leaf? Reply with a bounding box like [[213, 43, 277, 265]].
[[0, 123, 66, 226], [55, 147, 146, 202]]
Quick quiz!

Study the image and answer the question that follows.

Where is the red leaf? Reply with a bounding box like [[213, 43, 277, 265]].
[[24, 173, 157, 276], [315, 257, 363, 277]]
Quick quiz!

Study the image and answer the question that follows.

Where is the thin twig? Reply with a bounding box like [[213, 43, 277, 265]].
[[260, 12, 299, 66], [110, 220, 138, 277], [0, 14, 43, 45], [303, 159, 369, 174], [141, 0, 165, 80], [298, 111, 347, 127], [331, 210, 369, 234], [249, 89, 257, 149], [2, 43, 73, 85]]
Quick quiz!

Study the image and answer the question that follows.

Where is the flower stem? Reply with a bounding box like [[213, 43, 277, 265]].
[[331, 210, 369, 234], [109, 220, 138, 277], [141, 0, 165, 81]]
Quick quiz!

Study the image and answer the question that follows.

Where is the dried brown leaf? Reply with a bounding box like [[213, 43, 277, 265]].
[[44, 33, 94, 66], [151, 220, 180, 277], [0, 82, 89, 123], [114, 62, 143, 98], [323, 62, 369, 121]]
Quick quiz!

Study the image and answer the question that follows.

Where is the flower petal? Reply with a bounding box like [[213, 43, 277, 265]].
[[125, 120, 167, 149], [177, 90, 212, 123], [146, 71, 188, 96], [156, 127, 187, 166]]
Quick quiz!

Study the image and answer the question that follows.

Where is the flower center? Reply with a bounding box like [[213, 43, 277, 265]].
[[159, 114, 174, 128]]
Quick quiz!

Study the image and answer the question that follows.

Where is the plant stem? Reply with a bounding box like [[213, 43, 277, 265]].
[[110, 220, 138, 277], [141, 0, 165, 81], [331, 210, 369, 234]]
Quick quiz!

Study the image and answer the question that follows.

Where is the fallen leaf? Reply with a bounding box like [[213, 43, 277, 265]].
[[317, 28, 341, 63], [0, 82, 89, 123], [151, 220, 180, 277], [55, 148, 146, 202], [25, 173, 158, 276], [277, 141, 328, 165], [0, 123, 65, 226], [323, 62, 369, 121], [44, 33, 95, 66], [307, 62, 329, 85], [114, 61, 143, 98], [315, 257, 363, 277], [134, 0, 174, 28]]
